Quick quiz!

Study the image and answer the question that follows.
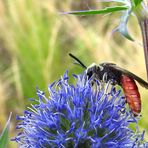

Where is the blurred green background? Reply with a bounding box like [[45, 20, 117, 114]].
[[0, 0, 147, 147]]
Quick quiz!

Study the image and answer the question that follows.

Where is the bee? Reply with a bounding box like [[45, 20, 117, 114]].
[[69, 53, 148, 116]]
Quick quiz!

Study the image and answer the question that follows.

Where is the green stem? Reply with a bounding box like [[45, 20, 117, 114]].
[[140, 19, 148, 80]]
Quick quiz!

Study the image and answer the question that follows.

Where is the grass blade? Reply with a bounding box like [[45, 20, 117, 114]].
[[0, 113, 12, 148]]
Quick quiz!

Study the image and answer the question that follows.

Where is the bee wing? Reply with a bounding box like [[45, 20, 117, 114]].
[[110, 64, 148, 89]]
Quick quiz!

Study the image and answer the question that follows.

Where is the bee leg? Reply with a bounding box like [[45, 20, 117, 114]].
[[109, 79, 117, 85], [105, 79, 119, 96], [88, 73, 101, 92], [88, 73, 97, 86], [102, 72, 108, 83]]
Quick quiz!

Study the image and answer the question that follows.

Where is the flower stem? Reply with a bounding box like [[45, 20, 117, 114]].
[[140, 19, 148, 80]]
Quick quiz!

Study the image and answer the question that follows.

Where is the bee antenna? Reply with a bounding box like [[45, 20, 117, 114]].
[[69, 53, 87, 69]]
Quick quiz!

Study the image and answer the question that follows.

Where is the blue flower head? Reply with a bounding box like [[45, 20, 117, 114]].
[[13, 71, 148, 148]]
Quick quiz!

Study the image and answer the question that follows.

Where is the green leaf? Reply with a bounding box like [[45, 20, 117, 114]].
[[64, 6, 128, 15], [116, 9, 134, 41], [0, 113, 12, 148], [132, 0, 143, 7]]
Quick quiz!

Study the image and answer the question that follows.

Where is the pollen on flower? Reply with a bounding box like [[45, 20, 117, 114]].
[[12, 71, 148, 148]]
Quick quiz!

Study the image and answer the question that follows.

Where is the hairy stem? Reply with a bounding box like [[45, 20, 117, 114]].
[[140, 19, 148, 80]]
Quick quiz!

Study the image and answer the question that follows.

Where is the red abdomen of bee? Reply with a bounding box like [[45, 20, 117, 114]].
[[120, 75, 141, 116]]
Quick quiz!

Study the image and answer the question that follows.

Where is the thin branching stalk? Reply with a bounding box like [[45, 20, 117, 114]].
[[140, 19, 148, 80]]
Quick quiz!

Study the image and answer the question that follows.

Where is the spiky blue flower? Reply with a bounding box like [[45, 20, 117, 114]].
[[13, 72, 148, 148]]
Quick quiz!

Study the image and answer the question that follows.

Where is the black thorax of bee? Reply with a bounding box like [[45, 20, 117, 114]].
[[86, 63, 123, 86]]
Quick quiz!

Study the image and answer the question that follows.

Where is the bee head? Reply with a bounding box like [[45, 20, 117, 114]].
[[86, 63, 105, 80], [69, 53, 104, 80]]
